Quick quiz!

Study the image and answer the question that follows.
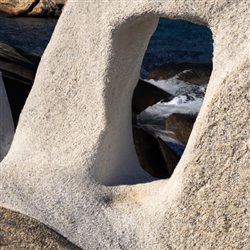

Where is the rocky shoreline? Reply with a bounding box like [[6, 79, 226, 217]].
[[0, 0, 66, 17]]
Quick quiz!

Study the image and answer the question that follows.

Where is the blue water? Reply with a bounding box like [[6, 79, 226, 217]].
[[141, 18, 213, 78], [0, 16, 213, 73], [0, 14, 57, 55]]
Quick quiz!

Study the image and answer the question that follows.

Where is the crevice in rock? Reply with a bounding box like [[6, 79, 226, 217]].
[[132, 18, 213, 179]]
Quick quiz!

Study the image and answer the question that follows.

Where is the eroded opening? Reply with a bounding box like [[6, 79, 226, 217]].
[[132, 18, 213, 179]]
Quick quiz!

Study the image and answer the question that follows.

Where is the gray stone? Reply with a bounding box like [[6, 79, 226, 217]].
[[0, 1, 249, 249], [0, 72, 14, 161]]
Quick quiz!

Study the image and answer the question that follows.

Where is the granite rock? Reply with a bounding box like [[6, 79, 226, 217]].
[[0, 1, 249, 249], [0, 207, 81, 250], [165, 113, 197, 145]]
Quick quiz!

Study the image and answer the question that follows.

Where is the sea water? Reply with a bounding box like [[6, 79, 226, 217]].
[[0, 14, 57, 56], [141, 18, 213, 78]]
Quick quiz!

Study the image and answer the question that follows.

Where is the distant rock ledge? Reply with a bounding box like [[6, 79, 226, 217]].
[[0, 0, 66, 17]]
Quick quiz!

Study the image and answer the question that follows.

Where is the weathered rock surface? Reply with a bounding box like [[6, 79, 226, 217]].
[[0, 1, 249, 250], [148, 62, 212, 85], [132, 78, 173, 113], [0, 207, 81, 250], [0, 0, 66, 17], [165, 113, 197, 145], [0, 42, 39, 126]]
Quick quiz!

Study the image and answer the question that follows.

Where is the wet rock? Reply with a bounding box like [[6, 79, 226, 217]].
[[148, 62, 212, 85], [0, 42, 39, 126], [133, 127, 178, 178], [0, 207, 81, 250], [165, 113, 197, 145], [0, 0, 66, 17], [132, 78, 173, 113]]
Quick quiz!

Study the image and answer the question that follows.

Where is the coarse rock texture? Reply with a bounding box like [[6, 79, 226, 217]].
[[0, 0, 66, 17], [0, 72, 14, 161], [0, 1, 249, 249], [0, 207, 81, 249]]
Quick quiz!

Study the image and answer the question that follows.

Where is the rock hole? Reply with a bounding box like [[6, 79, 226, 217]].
[[132, 18, 213, 179]]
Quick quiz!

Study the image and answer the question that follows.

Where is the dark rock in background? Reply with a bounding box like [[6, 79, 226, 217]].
[[165, 113, 197, 145], [133, 127, 178, 178], [157, 137, 179, 176], [0, 42, 39, 126], [132, 78, 173, 113], [148, 62, 212, 85]]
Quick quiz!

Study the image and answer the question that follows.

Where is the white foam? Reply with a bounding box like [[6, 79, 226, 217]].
[[136, 77, 206, 142]]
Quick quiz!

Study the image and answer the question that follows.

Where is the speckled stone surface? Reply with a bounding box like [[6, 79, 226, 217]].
[[0, 207, 81, 249], [1, 0, 249, 249]]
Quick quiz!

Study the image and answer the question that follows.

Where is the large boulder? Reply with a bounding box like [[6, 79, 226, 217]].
[[0, 1, 249, 249], [165, 113, 197, 145], [0, 0, 66, 17]]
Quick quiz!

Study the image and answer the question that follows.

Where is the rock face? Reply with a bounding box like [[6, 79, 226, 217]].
[[0, 207, 81, 249], [165, 113, 197, 145], [0, 0, 66, 16], [0, 1, 249, 250]]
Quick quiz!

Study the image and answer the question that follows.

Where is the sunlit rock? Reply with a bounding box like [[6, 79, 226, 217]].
[[0, 1, 249, 249], [0, 0, 66, 17]]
